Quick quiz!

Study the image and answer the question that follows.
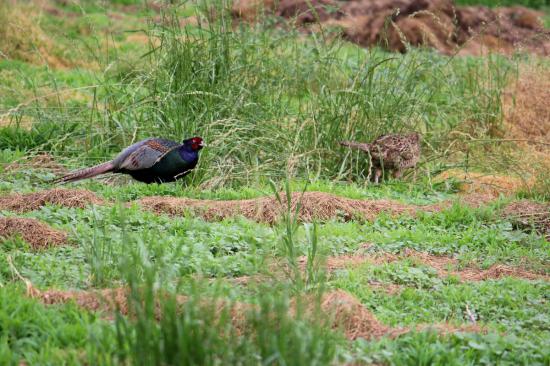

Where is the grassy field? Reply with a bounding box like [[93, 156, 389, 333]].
[[1, 0, 549, 365]]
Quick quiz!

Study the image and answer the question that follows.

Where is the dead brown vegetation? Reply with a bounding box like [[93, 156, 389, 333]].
[[233, 0, 550, 56], [32, 286, 397, 339], [503, 65, 550, 147], [502, 200, 550, 240], [436, 170, 533, 197], [0, 188, 104, 213], [0, 217, 67, 248], [319, 289, 406, 339], [36, 287, 130, 313], [138, 191, 426, 223], [32, 285, 482, 340], [0, 2, 73, 68], [398, 249, 549, 281], [3, 154, 67, 174], [296, 248, 549, 282], [138, 191, 495, 224]]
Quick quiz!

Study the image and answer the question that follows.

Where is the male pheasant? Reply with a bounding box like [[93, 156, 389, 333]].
[[54, 136, 205, 184], [340, 132, 420, 183]]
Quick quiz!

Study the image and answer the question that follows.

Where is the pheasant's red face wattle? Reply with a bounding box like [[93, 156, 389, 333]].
[[190, 137, 205, 151]]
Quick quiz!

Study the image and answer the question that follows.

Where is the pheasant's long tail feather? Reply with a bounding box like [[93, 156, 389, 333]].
[[53, 161, 115, 184], [339, 141, 371, 151]]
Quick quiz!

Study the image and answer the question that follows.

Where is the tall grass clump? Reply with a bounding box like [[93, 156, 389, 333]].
[[84, 0, 511, 186], [89, 241, 339, 365], [2, 0, 513, 186], [270, 178, 326, 292]]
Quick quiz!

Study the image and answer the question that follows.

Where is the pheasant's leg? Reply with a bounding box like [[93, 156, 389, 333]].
[[393, 169, 403, 179], [374, 168, 382, 184]]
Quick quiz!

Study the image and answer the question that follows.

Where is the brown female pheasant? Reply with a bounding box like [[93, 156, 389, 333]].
[[340, 132, 421, 183]]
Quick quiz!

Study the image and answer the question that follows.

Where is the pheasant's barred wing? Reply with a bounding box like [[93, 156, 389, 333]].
[[399, 145, 416, 160], [117, 139, 180, 171]]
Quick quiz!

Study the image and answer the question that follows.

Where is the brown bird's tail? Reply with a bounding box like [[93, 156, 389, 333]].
[[339, 141, 371, 152], [53, 161, 115, 184]]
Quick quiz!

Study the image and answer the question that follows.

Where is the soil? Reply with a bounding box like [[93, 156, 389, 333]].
[[233, 0, 550, 56], [0, 188, 104, 213], [0, 217, 67, 248]]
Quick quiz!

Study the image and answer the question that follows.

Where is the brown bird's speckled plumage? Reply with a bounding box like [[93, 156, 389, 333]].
[[340, 132, 421, 183]]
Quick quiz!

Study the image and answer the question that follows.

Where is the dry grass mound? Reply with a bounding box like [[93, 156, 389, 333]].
[[33, 285, 484, 340], [0, 2, 71, 68], [504, 66, 550, 148], [0, 188, 104, 213], [319, 289, 405, 339], [233, 0, 550, 56], [416, 323, 484, 335], [502, 200, 550, 240], [437, 169, 531, 198], [0, 217, 67, 248], [36, 287, 129, 314], [399, 249, 549, 281], [138, 191, 496, 224], [295, 249, 549, 282], [138, 191, 434, 224], [3, 154, 67, 174]]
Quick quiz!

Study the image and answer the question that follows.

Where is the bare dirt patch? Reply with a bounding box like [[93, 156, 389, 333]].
[[233, 0, 550, 56], [0, 188, 104, 213], [502, 200, 550, 240], [0, 217, 67, 248], [138, 191, 490, 224]]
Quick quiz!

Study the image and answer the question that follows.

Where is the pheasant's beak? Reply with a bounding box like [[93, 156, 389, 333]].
[[199, 141, 206, 148]]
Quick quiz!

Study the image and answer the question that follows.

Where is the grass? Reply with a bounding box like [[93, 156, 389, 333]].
[[1, 1, 513, 186], [0, 285, 94, 365], [354, 330, 549, 365], [0, 0, 548, 364]]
